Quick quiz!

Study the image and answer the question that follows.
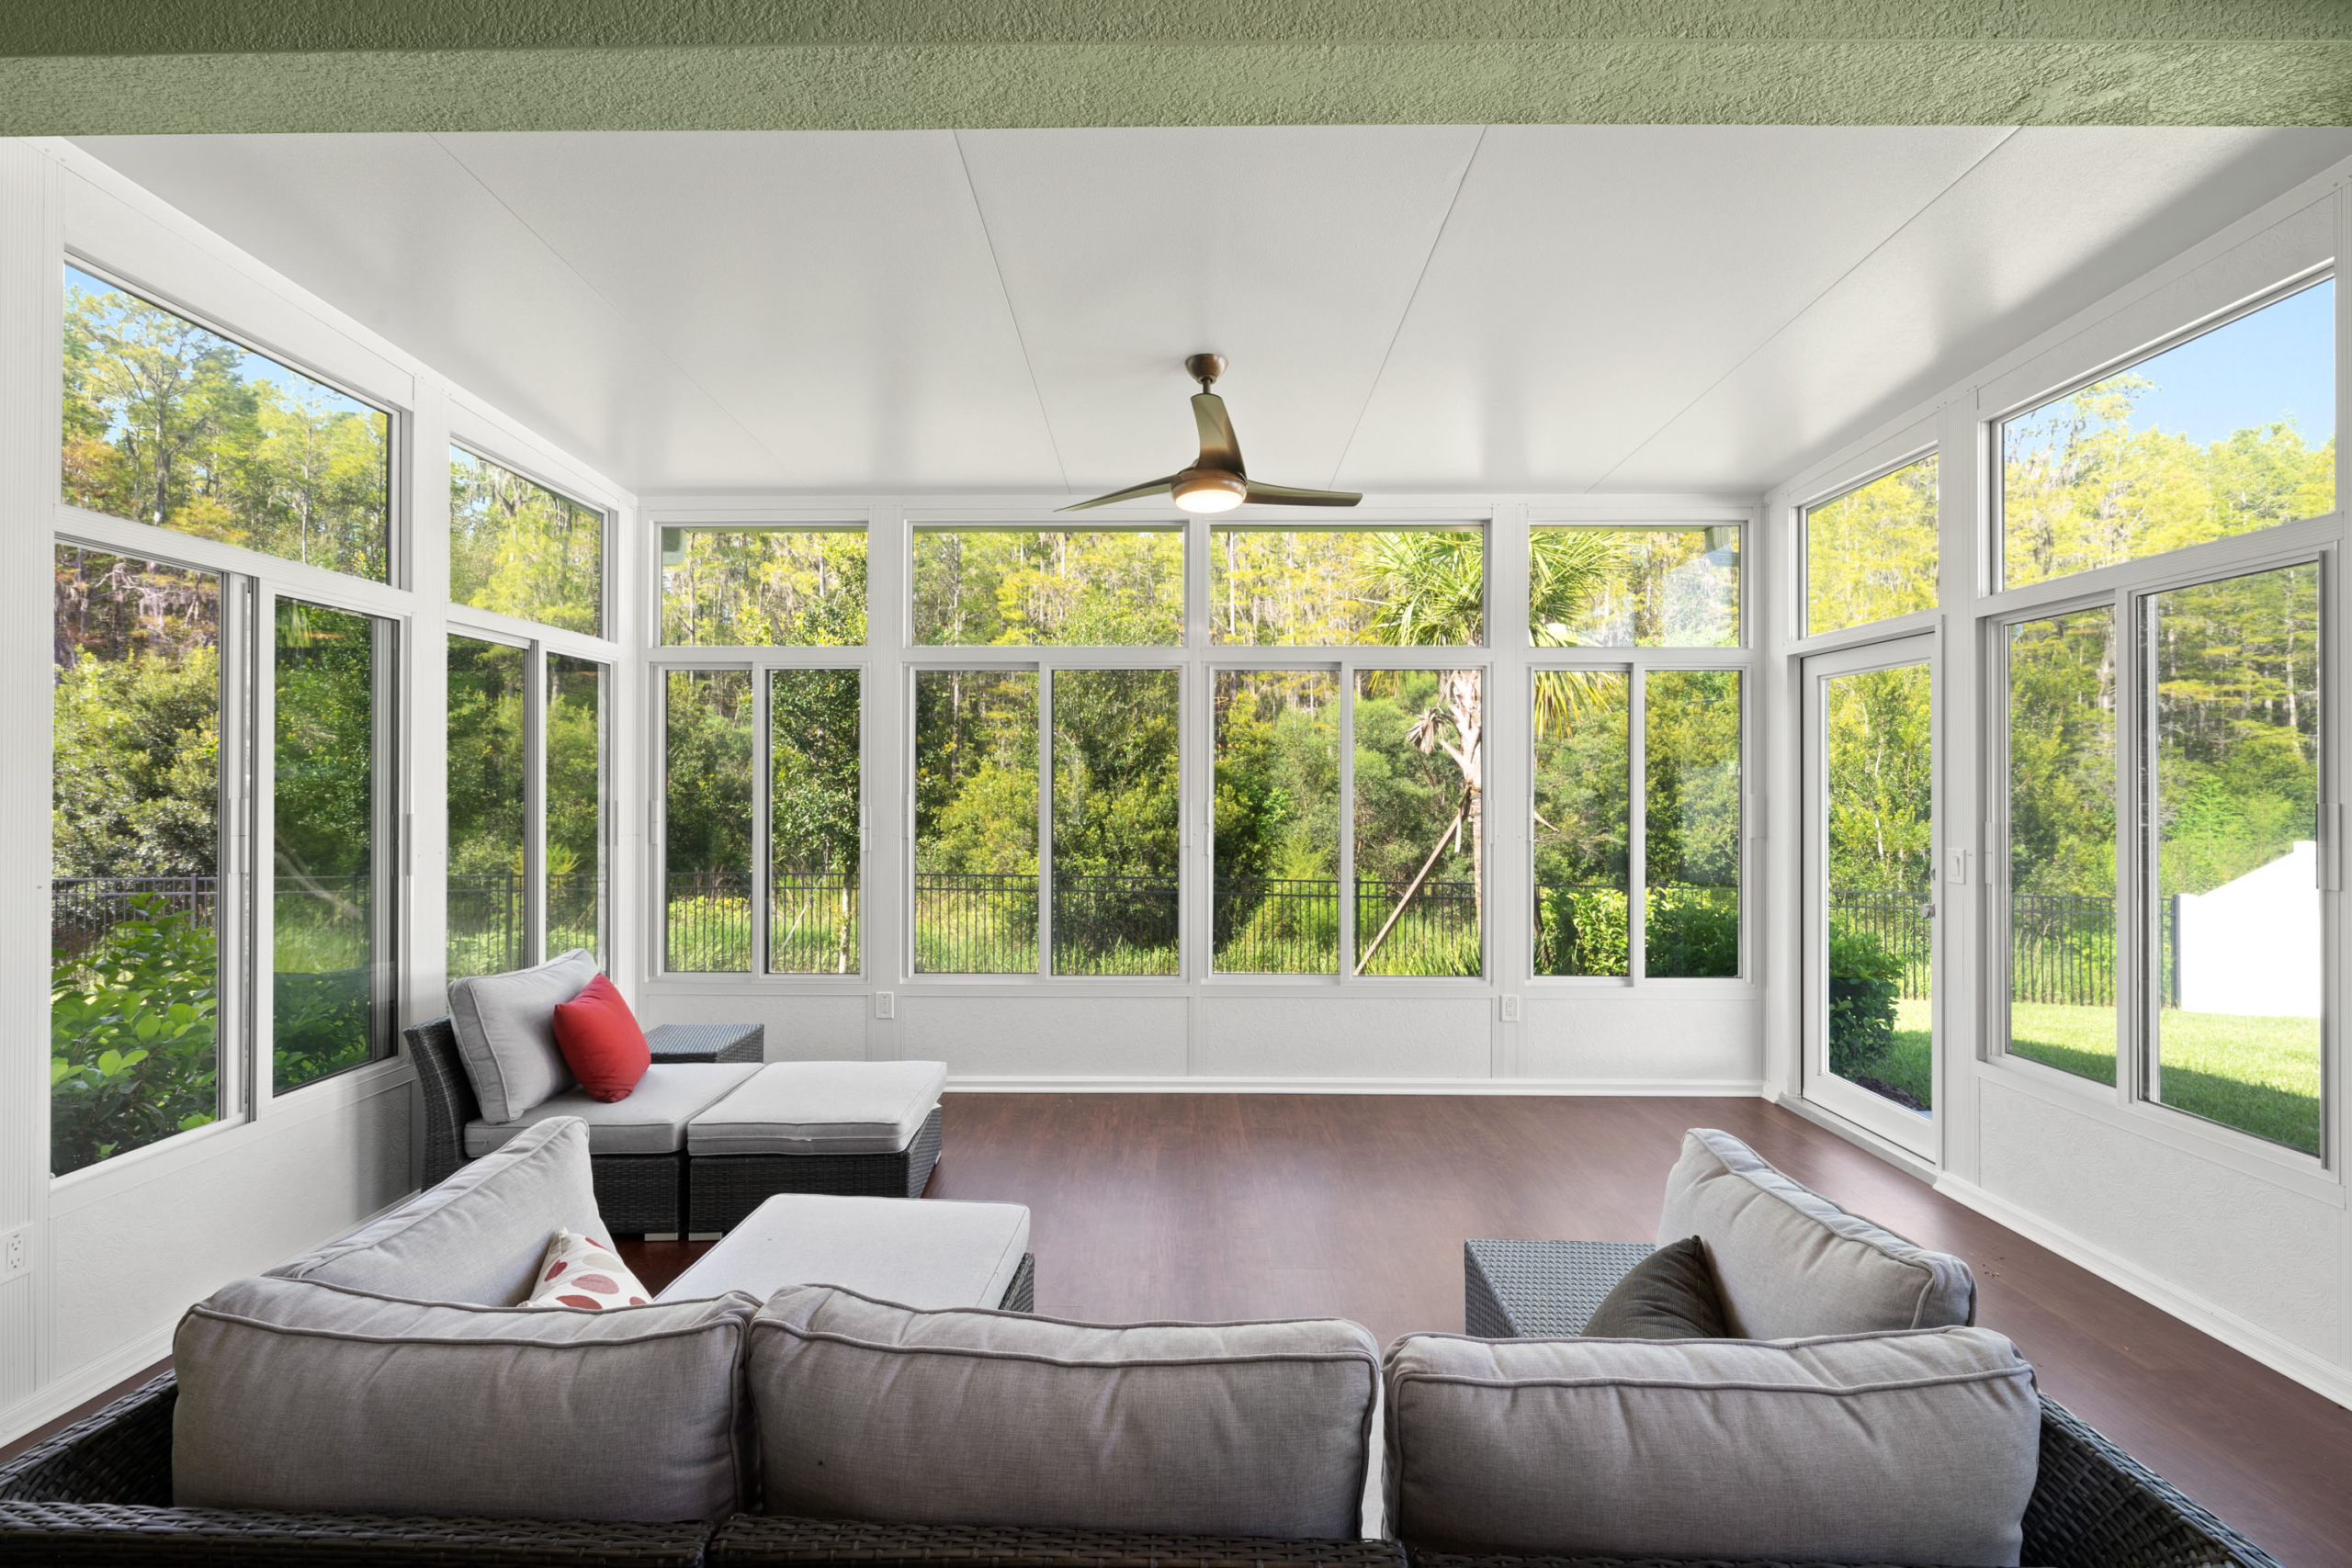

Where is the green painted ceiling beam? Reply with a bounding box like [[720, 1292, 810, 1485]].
[[5, 3, 2347, 133]]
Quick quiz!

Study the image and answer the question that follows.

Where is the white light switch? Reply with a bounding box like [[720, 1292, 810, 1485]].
[[1946, 847, 1969, 885], [1499, 995, 1521, 1022]]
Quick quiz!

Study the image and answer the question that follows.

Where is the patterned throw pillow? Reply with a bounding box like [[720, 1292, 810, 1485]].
[[521, 1228, 653, 1311]]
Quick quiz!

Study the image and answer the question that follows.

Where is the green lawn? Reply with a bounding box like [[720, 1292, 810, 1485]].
[[2008, 1003, 2320, 1155]]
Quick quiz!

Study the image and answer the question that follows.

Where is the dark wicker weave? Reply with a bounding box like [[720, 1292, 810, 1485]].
[[647, 1023, 765, 1065], [999, 1251, 1037, 1314], [713, 1515, 1407, 1568], [1443, 1238, 2287, 1568], [0, 1374, 714, 1564], [406, 1017, 685, 1235], [688, 1105, 944, 1232]]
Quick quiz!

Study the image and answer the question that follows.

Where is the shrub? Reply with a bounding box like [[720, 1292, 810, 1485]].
[[51, 896, 218, 1174], [1827, 929, 1904, 1077], [1646, 889, 1739, 977]]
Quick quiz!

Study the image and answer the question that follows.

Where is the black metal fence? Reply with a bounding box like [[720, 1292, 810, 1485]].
[[1828, 889, 1935, 999], [1826, 888, 2174, 1007], [1213, 876, 1340, 973], [51, 876, 219, 955]]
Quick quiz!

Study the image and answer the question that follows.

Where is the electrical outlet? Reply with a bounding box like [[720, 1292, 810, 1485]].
[[1499, 994, 1521, 1023], [2, 1228, 28, 1279], [875, 991, 895, 1020]]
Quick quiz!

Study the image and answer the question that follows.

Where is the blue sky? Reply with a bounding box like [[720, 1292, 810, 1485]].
[[2100, 277, 2335, 446]]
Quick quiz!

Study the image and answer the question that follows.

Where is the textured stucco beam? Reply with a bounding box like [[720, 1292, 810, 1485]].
[[3, 39, 2348, 134]]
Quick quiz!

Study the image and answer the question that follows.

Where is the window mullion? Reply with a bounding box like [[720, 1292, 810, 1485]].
[[1630, 665, 1648, 985]]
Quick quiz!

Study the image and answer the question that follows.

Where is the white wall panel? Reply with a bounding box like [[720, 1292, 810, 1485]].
[[1194, 997, 1491, 1078], [1978, 1079, 2342, 1361], [45, 1077, 410, 1380], [899, 996, 1190, 1077], [1518, 994, 1764, 1085], [639, 990, 871, 1061]]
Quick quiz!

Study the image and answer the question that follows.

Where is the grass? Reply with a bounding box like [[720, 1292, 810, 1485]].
[[2009, 1003, 2320, 1155]]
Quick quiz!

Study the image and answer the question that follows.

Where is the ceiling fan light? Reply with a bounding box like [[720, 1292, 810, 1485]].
[[1171, 468, 1248, 513]]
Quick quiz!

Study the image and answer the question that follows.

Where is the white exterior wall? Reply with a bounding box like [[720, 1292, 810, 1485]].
[[2177, 842, 2323, 1017]]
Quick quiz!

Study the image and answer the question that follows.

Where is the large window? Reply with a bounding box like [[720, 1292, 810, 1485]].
[[447, 636, 527, 980], [770, 670, 862, 974], [1804, 457, 1938, 636], [1530, 526, 1738, 648], [1531, 671, 1631, 976], [662, 526, 865, 646], [914, 528, 1181, 646], [62, 265, 390, 581], [51, 547, 225, 1174], [1214, 671, 1340, 974], [1212, 527, 1482, 646], [665, 670, 755, 973], [548, 656, 606, 960], [271, 599, 396, 1093], [2001, 278, 2335, 591], [450, 449, 604, 635], [913, 670, 1039, 973]]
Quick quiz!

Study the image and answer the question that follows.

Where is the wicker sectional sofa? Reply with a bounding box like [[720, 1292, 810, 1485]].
[[0, 1124, 2289, 1567]]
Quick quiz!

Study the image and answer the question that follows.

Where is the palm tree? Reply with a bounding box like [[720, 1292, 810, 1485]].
[[1354, 529, 1623, 970]]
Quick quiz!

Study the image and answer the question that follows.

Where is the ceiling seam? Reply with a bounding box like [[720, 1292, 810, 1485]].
[[424, 132, 790, 470], [952, 129, 1070, 495], [1581, 124, 2026, 491], [1325, 122, 1489, 491]]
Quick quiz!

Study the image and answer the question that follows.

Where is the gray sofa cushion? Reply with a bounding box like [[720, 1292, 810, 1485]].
[[466, 1062, 763, 1158], [687, 1059, 948, 1155], [657, 1194, 1029, 1308], [1385, 1327, 2040, 1565], [1657, 1127, 1975, 1337], [447, 947, 598, 1123], [174, 1275, 756, 1522], [268, 1117, 604, 1305], [749, 1284, 1378, 1539]]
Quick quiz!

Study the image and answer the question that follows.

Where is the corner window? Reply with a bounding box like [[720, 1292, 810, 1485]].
[[63, 265, 390, 582], [2001, 278, 2335, 591], [449, 448, 604, 635], [1804, 458, 1939, 637]]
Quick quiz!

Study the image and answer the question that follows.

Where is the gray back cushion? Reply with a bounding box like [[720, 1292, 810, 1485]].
[[1385, 1327, 2040, 1565], [750, 1284, 1378, 1539], [267, 1117, 603, 1305], [174, 1275, 756, 1521], [1658, 1128, 1975, 1337], [447, 947, 598, 1122]]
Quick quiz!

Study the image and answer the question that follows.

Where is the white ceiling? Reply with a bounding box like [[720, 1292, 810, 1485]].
[[72, 125, 2352, 501]]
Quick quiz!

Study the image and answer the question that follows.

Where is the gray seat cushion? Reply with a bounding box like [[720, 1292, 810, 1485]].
[[174, 1274, 757, 1522], [1385, 1327, 2040, 1564], [685, 1059, 948, 1156], [1658, 1127, 1975, 1337], [749, 1284, 1378, 1539], [447, 948, 598, 1123], [268, 1117, 602, 1305], [466, 1063, 763, 1158], [656, 1193, 1029, 1308]]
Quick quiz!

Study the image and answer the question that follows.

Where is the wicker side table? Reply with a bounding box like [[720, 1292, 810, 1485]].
[[1464, 1238, 1656, 1337], [646, 1022, 764, 1065]]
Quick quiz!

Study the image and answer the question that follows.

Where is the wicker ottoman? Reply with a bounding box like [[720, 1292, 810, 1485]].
[[659, 1192, 1034, 1312], [647, 1021, 764, 1064], [685, 1060, 948, 1232]]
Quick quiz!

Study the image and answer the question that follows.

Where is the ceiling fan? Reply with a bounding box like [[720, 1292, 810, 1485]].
[[1059, 354, 1363, 514]]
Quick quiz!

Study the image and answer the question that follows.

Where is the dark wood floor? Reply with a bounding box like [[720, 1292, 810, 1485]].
[[14, 1093, 2346, 1566], [630, 1093, 2352, 1568]]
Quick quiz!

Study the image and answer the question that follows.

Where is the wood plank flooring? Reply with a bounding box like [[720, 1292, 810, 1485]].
[[627, 1092, 2352, 1568]]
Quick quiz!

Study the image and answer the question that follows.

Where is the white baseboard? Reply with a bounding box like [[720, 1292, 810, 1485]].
[[0, 1324, 174, 1449], [945, 1076, 1767, 1096], [1934, 1172, 2352, 1413]]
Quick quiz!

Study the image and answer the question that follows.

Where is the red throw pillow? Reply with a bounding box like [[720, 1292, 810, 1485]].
[[550, 975, 650, 1102]]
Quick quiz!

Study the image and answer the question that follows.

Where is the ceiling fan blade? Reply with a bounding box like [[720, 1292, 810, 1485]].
[[1243, 480, 1363, 507], [1192, 393, 1245, 474], [1057, 475, 1179, 513]]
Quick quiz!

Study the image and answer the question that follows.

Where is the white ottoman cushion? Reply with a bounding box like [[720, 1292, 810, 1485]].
[[466, 1063, 762, 1157], [686, 1059, 947, 1156], [656, 1193, 1029, 1309]]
